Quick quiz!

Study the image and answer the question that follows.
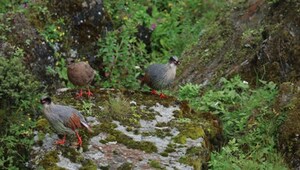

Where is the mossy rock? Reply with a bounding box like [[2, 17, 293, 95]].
[[30, 89, 222, 169], [277, 82, 300, 168]]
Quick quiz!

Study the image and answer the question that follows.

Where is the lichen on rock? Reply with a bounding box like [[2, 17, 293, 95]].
[[29, 89, 222, 169]]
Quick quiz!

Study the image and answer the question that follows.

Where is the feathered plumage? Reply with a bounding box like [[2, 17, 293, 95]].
[[41, 96, 93, 146], [140, 56, 180, 98], [67, 58, 95, 98]]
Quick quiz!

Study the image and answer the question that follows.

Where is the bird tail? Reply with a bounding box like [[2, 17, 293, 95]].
[[81, 121, 94, 133]]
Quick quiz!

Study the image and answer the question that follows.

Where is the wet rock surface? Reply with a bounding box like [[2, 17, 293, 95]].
[[6, 13, 56, 87], [176, 0, 300, 88], [276, 82, 300, 169], [48, 0, 113, 50], [29, 89, 221, 169]]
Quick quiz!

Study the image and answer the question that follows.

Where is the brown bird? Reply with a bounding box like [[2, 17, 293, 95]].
[[40, 96, 93, 146], [140, 56, 180, 98], [67, 58, 95, 98]]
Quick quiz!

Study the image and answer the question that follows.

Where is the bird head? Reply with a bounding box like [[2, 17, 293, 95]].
[[40, 96, 52, 105], [66, 58, 75, 65], [169, 56, 180, 66]]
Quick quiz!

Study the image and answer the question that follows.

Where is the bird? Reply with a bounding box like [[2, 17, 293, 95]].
[[139, 56, 180, 98], [67, 58, 95, 98], [40, 96, 93, 146]]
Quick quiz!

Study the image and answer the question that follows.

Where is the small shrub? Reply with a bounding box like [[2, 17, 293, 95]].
[[97, 30, 148, 89], [178, 76, 288, 169], [0, 116, 36, 170], [0, 47, 40, 107], [0, 47, 40, 169], [178, 83, 201, 108]]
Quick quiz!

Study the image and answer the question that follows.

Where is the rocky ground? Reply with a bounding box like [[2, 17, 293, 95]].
[[28, 88, 222, 169]]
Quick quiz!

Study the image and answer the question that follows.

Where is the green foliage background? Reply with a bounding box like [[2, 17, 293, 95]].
[[0, 47, 40, 169], [0, 0, 290, 169], [178, 77, 287, 169]]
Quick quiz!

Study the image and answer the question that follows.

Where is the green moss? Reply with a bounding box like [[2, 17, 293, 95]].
[[61, 147, 83, 163], [38, 150, 64, 169], [186, 126, 205, 140], [149, 160, 165, 170], [36, 118, 50, 131], [241, 27, 263, 47], [164, 143, 176, 153], [156, 122, 170, 127], [173, 134, 187, 144], [179, 156, 202, 170], [179, 147, 205, 170], [154, 128, 172, 138], [100, 165, 110, 170], [138, 108, 157, 121], [80, 159, 97, 170], [99, 122, 157, 153], [37, 132, 46, 145], [102, 95, 141, 127], [117, 162, 133, 170], [277, 83, 300, 166], [173, 124, 205, 144], [160, 152, 168, 157]]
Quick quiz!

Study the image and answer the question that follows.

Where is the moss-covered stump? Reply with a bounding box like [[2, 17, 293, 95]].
[[29, 88, 222, 169], [276, 82, 300, 169]]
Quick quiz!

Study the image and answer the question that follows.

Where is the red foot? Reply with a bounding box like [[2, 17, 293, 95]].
[[86, 89, 93, 97], [75, 131, 82, 146], [151, 89, 158, 95], [76, 89, 83, 99], [55, 135, 66, 145], [159, 93, 167, 99]]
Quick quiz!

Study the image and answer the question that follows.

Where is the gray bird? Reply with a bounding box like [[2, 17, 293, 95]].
[[140, 56, 180, 98], [40, 96, 93, 146], [67, 58, 95, 98]]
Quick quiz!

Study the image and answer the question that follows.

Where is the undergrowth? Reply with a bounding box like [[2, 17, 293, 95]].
[[97, 0, 226, 89], [0, 47, 40, 169], [178, 76, 288, 169]]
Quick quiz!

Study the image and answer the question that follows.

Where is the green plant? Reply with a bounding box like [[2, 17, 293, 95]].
[[102, 96, 140, 127], [209, 114, 287, 169], [40, 18, 65, 47], [97, 30, 148, 89], [0, 47, 40, 107], [0, 46, 41, 169], [178, 83, 201, 108], [99, 0, 227, 89], [0, 15, 12, 41], [0, 116, 36, 170], [46, 55, 71, 87], [82, 100, 95, 116], [149, 159, 165, 169], [177, 76, 288, 169]]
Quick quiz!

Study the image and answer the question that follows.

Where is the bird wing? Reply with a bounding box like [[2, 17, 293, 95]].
[[52, 105, 93, 132], [83, 63, 95, 83], [146, 64, 169, 89], [51, 105, 82, 130]]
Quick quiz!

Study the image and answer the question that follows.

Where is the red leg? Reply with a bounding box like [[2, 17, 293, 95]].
[[55, 135, 66, 145], [151, 89, 157, 95], [76, 89, 83, 99], [75, 131, 82, 146], [159, 93, 167, 99], [86, 87, 93, 97]]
